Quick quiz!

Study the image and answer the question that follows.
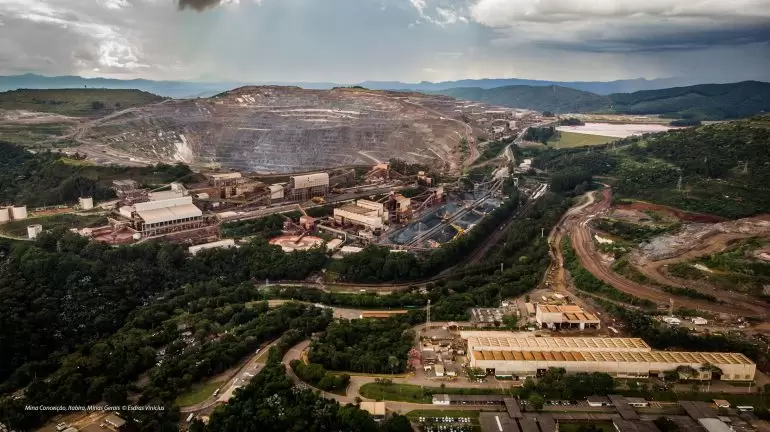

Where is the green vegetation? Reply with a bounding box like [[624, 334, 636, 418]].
[[0, 225, 333, 430], [174, 380, 225, 407], [475, 137, 513, 163], [519, 367, 614, 400], [290, 360, 350, 392], [219, 214, 286, 239], [438, 81, 770, 120], [560, 423, 615, 432], [670, 119, 702, 127], [593, 218, 676, 243], [0, 88, 164, 117], [308, 318, 416, 374], [533, 115, 770, 219], [562, 237, 655, 308], [548, 131, 616, 148], [199, 331, 412, 432], [524, 126, 558, 144], [0, 213, 106, 237], [0, 141, 197, 207], [558, 118, 585, 126], [668, 238, 770, 299], [0, 123, 73, 147], [598, 301, 770, 372]]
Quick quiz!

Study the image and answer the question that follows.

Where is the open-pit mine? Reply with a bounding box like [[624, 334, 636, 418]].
[[75, 87, 493, 174]]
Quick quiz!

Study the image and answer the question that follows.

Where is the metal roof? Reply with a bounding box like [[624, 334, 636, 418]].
[[467, 336, 651, 352], [291, 172, 329, 189], [337, 204, 378, 215], [138, 204, 202, 224], [472, 350, 754, 365], [480, 412, 520, 432], [135, 196, 193, 212]]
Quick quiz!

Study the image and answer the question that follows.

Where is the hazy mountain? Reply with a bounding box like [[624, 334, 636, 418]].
[[436, 81, 770, 120], [0, 73, 692, 98]]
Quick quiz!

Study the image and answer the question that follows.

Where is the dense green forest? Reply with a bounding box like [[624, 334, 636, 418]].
[[523, 126, 558, 144], [437, 81, 770, 120], [308, 318, 416, 374], [201, 347, 411, 432], [531, 115, 770, 218], [0, 141, 195, 207]]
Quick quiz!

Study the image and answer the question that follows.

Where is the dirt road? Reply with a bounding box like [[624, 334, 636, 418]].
[[546, 188, 756, 317], [631, 229, 770, 316]]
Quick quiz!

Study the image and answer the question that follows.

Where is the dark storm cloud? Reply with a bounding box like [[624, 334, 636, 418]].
[[533, 22, 770, 53], [177, 0, 224, 12]]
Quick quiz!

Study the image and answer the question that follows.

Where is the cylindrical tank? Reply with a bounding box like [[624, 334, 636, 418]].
[[27, 224, 42, 240], [79, 197, 94, 210], [0, 207, 10, 224], [132, 233, 142, 240], [11, 206, 28, 220]]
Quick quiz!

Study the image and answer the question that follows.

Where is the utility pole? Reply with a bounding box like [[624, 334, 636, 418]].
[[426, 299, 431, 330], [670, 298, 674, 317], [541, 227, 545, 238]]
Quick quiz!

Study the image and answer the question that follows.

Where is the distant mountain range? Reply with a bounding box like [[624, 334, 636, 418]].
[[0, 73, 698, 98], [437, 81, 770, 120]]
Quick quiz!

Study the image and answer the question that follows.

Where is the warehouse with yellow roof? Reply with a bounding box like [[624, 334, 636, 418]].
[[460, 332, 755, 381]]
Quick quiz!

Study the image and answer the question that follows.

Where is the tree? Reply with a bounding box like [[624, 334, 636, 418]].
[[503, 315, 518, 330], [91, 101, 105, 110], [388, 356, 399, 376], [528, 394, 544, 412], [381, 414, 412, 432], [653, 416, 679, 432]]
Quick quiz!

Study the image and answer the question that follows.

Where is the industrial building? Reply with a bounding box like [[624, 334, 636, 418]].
[[535, 304, 600, 330], [188, 239, 237, 256], [204, 172, 263, 199], [462, 332, 756, 381], [118, 196, 203, 236], [78, 197, 94, 210], [27, 224, 43, 239], [113, 179, 148, 204], [469, 308, 507, 327], [0, 206, 28, 224], [289, 173, 329, 200], [333, 200, 384, 231]]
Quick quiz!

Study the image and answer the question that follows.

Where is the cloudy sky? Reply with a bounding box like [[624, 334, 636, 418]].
[[1, 0, 769, 83]]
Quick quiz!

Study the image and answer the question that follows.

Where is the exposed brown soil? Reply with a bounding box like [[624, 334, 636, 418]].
[[615, 201, 726, 223]]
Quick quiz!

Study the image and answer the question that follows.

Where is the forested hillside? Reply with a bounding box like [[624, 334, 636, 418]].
[[530, 115, 770, 218], [438, 85, 609, 114], [437, 81, 770, 120], [0, 142, 193, 207]]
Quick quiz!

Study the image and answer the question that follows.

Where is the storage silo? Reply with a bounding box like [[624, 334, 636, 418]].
[[0, 207, 10, 224], [11, 206, 28, 220], [27, 224, 43, 239], [79, 197, 94, 210]]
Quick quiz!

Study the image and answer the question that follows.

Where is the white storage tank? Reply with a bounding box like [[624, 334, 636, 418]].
[[27, 224, 43, 239], [132, 233, 142, 240], [0, 207, 10, 224], [79, 197, 94, 210], [11, 206, 28, 220]]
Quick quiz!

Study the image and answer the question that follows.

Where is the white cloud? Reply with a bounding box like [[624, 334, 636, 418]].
[[98, 0, 131, 10]]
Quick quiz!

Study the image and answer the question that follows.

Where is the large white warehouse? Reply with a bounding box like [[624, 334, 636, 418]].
[[462, 332, 756, 381]]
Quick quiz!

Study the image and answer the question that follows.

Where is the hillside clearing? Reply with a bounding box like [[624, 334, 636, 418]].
[[548, 131, 616, 148], [0, 88, 164, 117]]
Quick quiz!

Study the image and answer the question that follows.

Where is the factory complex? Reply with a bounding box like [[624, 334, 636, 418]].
[[459, 331, 755, 381]]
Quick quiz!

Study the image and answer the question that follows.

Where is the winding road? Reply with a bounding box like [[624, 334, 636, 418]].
[[547, 188, 761, 317]]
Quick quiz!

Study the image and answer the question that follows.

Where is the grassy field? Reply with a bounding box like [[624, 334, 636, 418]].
[[548, 131, 616, 148], [0, 214, 107, 237], [0, 123, 74, 147], [174, 381, 225, 407], [0, 88, 164, 117]]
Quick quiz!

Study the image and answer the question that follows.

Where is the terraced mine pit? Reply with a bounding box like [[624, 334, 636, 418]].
[[80, 87, 475, 173]]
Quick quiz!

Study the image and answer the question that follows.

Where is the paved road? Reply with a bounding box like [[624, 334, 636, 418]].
[[280, 339, 506, 414]]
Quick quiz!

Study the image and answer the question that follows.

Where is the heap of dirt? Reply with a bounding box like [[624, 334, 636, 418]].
[[615, 201, 725, 223], [634, 215, 770, 261]]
